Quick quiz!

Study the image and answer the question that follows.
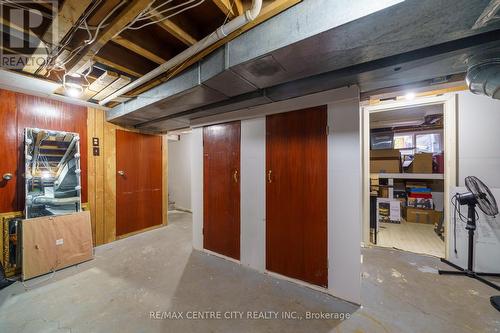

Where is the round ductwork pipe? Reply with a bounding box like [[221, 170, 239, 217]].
[[466, 52, 500, 100]]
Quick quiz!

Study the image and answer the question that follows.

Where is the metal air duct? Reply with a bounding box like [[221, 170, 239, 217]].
[[466, 51, 500, 99]]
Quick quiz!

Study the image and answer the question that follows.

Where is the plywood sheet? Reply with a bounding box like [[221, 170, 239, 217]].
[[22, 211, 93, 280]]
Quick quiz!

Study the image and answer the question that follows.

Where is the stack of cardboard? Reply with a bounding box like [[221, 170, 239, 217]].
[[370, 149, 401, 173], [405, 186, 442, 224]]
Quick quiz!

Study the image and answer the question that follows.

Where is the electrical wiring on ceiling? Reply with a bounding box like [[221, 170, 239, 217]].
[[39, 0, 106, 77], [44, 0, 126, 77], [158, 0, 233, 85], [110, 0, 235, 103], [114, 0, 206, 35], [47, 0, 206, 83], [8, 0, 229, 96], [135, 0, 200, 22]]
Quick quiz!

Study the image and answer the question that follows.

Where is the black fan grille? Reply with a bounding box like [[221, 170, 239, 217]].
[[465, 176, 499, 216]]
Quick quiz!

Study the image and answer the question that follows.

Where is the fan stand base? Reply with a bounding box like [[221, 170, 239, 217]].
[[439, 258, 500, 291], [491, 296, 500, 311]]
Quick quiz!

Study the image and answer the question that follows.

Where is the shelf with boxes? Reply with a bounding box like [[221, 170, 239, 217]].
[[371, 174, 445, 235]]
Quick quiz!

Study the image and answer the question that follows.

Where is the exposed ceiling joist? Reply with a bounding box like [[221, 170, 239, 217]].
[[112, 36, 167, 64], [233, 0, 244, 16], [92, 75, 131, 101], [149, 9, 198, 46], [123, 0, 302, 98], [83, 71, 119, 100], [32, 1, 54, 11], [2, 0, 303, 106], [94, 56, 143, 78], [23, 0, 94, 74], [66, 0, 152, 74], [212, 0, 243, 19]]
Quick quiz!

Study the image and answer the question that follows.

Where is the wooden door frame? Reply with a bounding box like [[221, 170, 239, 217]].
[[361, 94, 457, 258]]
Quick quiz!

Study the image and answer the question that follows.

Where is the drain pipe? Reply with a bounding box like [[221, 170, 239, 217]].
[[100, 0, 263, 106]]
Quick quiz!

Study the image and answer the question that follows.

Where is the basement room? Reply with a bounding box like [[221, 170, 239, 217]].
[[0, 0, 499, 332]]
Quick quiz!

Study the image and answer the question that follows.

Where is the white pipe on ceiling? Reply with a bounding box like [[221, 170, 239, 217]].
[[99, 0, 263, 106]]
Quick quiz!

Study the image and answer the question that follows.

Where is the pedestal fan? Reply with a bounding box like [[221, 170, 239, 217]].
[[438, 176, 500, 311]]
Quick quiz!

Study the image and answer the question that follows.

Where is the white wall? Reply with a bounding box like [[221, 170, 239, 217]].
[[191, 86, 362, 304], [168, 134, 192, 211], [448, 92, 500, 272], [328, 99, 362, 303], [191, 129, 203, 250], [457, 91, 500, 188], [240, 118, 266, 272]]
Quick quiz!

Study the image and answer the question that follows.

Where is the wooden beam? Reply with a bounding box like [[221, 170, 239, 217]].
[[23, 0, 93, 74], [125, 0, 302, 97], [94, 56, 143, 78], [92, 75, 131, 101], [233, 0, 244, 16], [112, 36, 166, 64], [103, 121, 117, 244], [149, 9, 197, 46], [32, 1, 54, 11], [67, 0, 152, 74], [212, 0, 239, 19], [87, 107, 97, 244], [82, 71, 119, 100]]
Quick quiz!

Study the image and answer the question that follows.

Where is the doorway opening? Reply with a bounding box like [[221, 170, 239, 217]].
[[362, 92, 458, 258]]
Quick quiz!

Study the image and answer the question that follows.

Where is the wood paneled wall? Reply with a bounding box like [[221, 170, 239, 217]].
[[86, 109, 168, 246], [0, 89, 88, 213], [0, 89, 167, 256], [87, 108, 106, 245]]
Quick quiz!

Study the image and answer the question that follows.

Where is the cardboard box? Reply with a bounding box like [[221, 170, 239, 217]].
[[408, 153, 433, 173], [377, 198, 401, 224], [371, 149, 401, 159], [370, 149, 401, 173], [406, 207, 441, 224]]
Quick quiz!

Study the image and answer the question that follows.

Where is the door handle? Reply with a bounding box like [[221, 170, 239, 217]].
[[267, 170, 272, 183], [233, 170, 238, 183], [117, 170, 125, 176], [2, 173, 13, 181]]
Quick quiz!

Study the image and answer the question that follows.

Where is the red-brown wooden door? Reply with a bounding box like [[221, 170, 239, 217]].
[[203, 122, 240, 260], [266, 106, 328, 287], [116, 130, 163, 236]]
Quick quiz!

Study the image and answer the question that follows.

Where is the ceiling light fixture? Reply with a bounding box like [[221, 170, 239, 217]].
[[41, 171, 52, 179], [405, 92, 416, 100], [64, 82, 83, 98]]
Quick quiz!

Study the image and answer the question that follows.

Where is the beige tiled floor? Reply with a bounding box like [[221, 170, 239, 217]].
[[377, 219, 445, 257]]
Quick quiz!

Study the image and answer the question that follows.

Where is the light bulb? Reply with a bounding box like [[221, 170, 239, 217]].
[[405, 92, 416, 100]]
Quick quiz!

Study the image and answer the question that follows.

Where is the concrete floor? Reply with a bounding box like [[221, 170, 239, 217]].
[[1, 211, 499, 332]]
